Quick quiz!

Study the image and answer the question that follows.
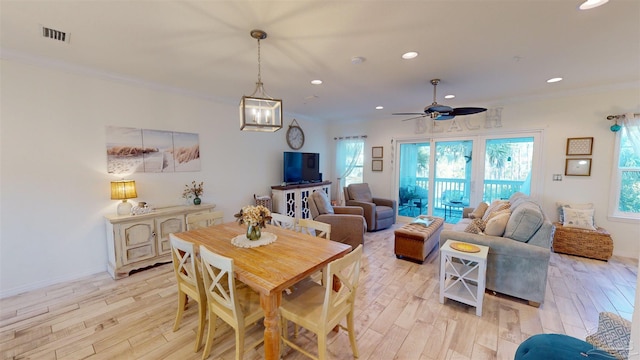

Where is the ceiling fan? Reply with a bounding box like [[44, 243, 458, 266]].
[[393, 79, 487, 121]]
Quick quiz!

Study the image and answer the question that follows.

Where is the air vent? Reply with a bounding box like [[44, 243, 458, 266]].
[[41, 25, 70, 43]]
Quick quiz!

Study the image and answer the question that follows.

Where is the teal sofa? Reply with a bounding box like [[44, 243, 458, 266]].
[[439, 192, 555, 306]]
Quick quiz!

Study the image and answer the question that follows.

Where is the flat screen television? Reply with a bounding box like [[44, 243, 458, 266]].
[[283, 152, 321, 184]]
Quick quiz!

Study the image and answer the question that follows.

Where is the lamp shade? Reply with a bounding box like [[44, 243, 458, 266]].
[[239, 94, 283, 132], [110, 180, 137, 200]]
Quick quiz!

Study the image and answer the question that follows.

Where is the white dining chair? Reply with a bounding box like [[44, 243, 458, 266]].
[[297, 218, 331, 240], [186, 210, 224, 230], [270, 213, 297, 230]]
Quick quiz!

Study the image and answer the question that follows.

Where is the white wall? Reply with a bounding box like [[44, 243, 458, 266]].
[[328, 86, 640, 258], [0, 58, 329, 297]]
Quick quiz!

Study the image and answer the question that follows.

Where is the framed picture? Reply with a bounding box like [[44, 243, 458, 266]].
[[565, 158, 592, 176], [372, 159, 383, 172], [566, 137, 593, 155], [372, 146, 383, 158]]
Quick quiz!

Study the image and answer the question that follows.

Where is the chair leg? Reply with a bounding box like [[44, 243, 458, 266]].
[[194, 299, 206, 352], [318, 332, 327, 360], [347, 311, 359, 358], [173, 291, 186, 331], [235, 325, 245, 360], [202, 313, 217, 360]]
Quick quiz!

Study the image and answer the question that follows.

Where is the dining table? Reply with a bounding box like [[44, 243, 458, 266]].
[[173, 221, 352, 360]]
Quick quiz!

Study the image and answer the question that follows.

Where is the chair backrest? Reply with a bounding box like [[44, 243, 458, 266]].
[[169, 234, 204, 294], [186, 210, 224, 230], [199, 245, 242, 324], [297, 218, 331, 240], [322, 244, 363, 322], [270, 213, 297, 230], [345, 183, 373, 203], [442, 190, 464, 202]]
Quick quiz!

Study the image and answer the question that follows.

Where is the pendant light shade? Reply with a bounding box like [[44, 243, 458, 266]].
[[239, 30, 283, 132]]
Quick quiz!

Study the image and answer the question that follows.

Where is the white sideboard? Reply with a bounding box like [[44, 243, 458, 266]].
[[271, 182, 331, 219], [104, 204, 215, 279]]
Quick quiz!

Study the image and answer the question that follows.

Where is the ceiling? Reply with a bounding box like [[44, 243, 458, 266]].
[[1, 1, 639, 124]]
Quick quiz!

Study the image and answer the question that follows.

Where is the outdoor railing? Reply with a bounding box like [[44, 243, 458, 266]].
[[407, 177, 525, 209]]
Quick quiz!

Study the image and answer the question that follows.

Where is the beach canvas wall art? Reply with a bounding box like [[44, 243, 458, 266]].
[[106, 126, 200, 174]]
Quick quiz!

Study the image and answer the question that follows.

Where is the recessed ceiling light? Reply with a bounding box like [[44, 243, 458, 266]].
[[444, 94, 455, 99], [375, 106, 384, 110], [579, 0, 608, 10], [547, 77, 563, 83], [311, 79, 323, 85], [351, 56, 365, 65], [402, 51, 418, 60]]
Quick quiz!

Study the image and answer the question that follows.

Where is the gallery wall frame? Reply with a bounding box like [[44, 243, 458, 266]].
[[566, 137, 593, 156], [372, 159, 383, 172], [565, 158, 592, 176], [372, 146, 383, 158]]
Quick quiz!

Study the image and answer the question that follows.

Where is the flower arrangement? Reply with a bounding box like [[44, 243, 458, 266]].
[[234, 205, 272, 228], [182, 181, 204, 199]]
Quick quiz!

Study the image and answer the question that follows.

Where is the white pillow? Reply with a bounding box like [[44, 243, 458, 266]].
[[562, 208, 597, 231], [484, 212, 510, 236], [556, 202, 593, 223]]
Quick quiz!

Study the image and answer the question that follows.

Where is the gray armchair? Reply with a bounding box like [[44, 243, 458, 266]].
[[308, 191, 366, 249], [344, 183, 396, 231]]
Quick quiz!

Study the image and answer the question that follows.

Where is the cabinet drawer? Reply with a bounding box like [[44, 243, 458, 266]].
[[126, 244, 155, 263]]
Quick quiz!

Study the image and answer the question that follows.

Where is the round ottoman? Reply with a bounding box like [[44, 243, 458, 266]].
[[515, 334, 614, 359]]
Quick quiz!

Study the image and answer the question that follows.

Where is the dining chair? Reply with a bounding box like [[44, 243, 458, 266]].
[[279, 244, 363, 360], [169, 234, 207, 352], [186, 210, 224, 230], [199, 245, 264, 360], [297, 218, 331, 240], [270, 212, 297, 230]]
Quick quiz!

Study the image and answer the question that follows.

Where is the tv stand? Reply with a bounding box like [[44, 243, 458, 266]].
[[271, 181, 331, 219]]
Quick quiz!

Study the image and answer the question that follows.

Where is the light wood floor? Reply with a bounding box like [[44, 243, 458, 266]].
[[1, 225, 637, 360]]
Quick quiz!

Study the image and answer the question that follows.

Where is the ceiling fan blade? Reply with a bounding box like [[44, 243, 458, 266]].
[[393, 112, 424, 116], [401, 115, 427, 122], [426, 104, 453, 113], [452, 107, 487, 116], [433, 113, 455, 120]]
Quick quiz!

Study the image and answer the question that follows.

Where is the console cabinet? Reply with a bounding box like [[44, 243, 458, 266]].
[[271, 182, 331, 219], [104, 204, 215, 279]]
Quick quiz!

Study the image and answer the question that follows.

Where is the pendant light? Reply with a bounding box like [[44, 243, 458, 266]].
[[239, 29, 283, 132]]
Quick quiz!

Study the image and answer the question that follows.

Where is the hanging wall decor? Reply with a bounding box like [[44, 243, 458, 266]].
[[566, 137, 593, 156], [106, 126, 200, 174]]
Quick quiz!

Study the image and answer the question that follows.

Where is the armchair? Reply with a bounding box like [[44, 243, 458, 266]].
[[344, 183, 396, 231], [308, 191, 366, 249]]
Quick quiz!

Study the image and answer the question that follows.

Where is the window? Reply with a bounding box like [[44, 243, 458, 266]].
[[610, 122, 640, 220], [336, 138, 364, 188]]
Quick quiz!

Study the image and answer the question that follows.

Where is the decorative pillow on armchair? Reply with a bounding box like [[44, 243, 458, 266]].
[[311, 191, 334, 215]]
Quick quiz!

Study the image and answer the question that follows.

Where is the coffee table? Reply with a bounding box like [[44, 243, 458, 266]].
[[439, 239, 489, 316]]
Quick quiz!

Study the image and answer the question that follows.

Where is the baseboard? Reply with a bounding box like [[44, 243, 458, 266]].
[[0, 266, 107, 299]]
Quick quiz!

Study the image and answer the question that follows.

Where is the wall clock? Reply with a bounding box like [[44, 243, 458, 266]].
[[286, 119, 305, 150]]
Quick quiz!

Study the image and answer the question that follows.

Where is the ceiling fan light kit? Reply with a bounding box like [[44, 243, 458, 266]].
[[394, 79, 487, 121], [239, 29, 283, 132]]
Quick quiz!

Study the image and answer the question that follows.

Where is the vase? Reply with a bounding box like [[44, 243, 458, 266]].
[[193, 197, 201, 205], [246, 224, 261, 241]]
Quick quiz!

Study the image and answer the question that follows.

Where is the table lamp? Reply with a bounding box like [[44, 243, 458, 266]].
[[111, 180, 137, 215]]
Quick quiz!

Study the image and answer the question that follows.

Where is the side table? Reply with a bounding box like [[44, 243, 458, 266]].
[[439, 239, 489, 316]]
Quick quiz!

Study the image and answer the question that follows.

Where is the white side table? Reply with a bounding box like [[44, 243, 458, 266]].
[[439, 239, 489, 316]]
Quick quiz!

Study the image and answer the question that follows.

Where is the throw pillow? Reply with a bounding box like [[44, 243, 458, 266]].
[[311, 191, 334, 215], [464, 220, 484, 234], [469, 202, 489, 219], [556, 202, 594, 223], [504, 203, 544, 242], [484, 212, 510, 236], [482, 200, 511, 222], [486, 208, 511, 221], [563, 208, 596, 230]]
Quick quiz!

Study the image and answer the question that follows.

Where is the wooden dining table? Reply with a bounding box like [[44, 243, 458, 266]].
[[173, 221, 352, 360]]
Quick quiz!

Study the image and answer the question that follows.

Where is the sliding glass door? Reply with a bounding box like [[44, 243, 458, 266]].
[[395, 131, 541, 224]]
